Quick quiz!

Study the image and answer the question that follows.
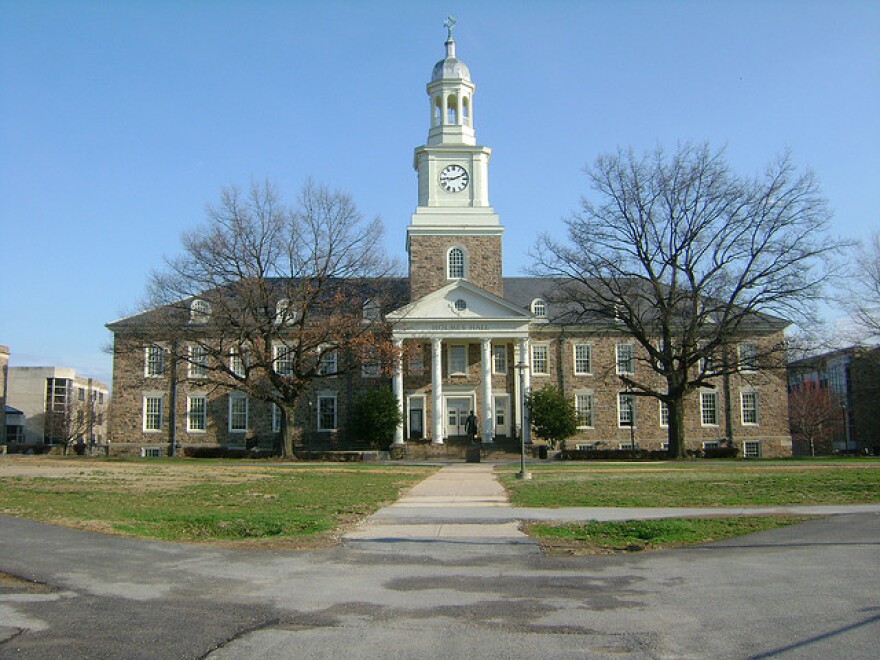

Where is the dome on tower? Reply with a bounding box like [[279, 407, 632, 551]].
[[431, 55, 470, 82]]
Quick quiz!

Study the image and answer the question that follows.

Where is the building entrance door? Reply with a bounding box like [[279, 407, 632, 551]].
[[494, 395, 510, 437], [445, 397, 472, 438]]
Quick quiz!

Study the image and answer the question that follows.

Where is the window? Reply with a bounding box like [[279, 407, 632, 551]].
[[454, 298, 467, 312], [493, 344, 507, 374], [448, 247, 465, 279], [408, 348, 425, 376], [700, 345, 717, 374], [98, 392, 104, 404], [743, 440, 761, 458], [318, 349, 337, 376], [46, 378, 71, 411], [702, 441, 720, 450], [362, 299, 381, 321], [190, 299, 211, 324], [531, 299, 547, 318], [275, 298, 295, 325], [145, 345, 164, 377], [189, 344, 209, 378], [531, 344, 549, 375], [361, 348, 380, 378], [738, 342, 758, 372], [618, 442, 639, 450], [228, 394, 248, 432], [449, 344, 467, 376], [187, 396, 206, 432], [317, 393, 337, 431], [701, 391, 718, 426], [272, 404, 282, 433], [143, 396, 162, 432], [446, 94, 458, 123], [229, 350, 245, 378], [659, 400, 669, 427], [141, 447, 162, 458], [618, 392, 635, 427], [77, 387, 85, 401], [274, 344, 293, 376], [741, 391, 759, 425], [575, 392, 594, 428], [573, 343, 592, 375], [616, 344, 634, 375]]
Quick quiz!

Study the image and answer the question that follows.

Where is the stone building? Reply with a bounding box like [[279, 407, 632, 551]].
[[106, 29, 792, 458], [6, 367, 109, 447]]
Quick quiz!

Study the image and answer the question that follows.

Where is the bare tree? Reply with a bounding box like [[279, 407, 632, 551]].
[[136, 180, 403, 458], [843, 231, 880, 343], [534, 143, 844, 458], [788, 382, 842, 456], [44, 391, 94, 453]]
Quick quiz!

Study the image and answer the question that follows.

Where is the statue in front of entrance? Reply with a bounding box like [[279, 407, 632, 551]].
[[465, 410, 478, 443]]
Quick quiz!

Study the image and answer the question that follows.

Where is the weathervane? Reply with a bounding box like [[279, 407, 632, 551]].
[[444, 15, 457, 40]]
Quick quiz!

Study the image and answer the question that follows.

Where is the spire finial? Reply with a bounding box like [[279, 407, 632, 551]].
[[443, 15, 457, 40]]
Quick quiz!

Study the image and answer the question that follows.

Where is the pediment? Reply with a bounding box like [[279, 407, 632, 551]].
[[388, 280, 531, 322]]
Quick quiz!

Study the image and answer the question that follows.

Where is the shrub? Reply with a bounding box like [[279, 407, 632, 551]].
[[349, 387, 402, 450], [526, 386, 578, 449]]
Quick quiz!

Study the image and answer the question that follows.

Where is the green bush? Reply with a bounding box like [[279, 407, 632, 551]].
[[349, 387, 403, 450], [526, 386, 578, 449]]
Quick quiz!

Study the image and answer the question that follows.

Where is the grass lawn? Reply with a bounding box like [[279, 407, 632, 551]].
[[0, 457, 435, 547], [498, 460, 880, 507], [526, 515, 811, 555]]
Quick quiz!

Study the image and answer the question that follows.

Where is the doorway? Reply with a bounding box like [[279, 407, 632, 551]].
[[445, 396, 472, 438]]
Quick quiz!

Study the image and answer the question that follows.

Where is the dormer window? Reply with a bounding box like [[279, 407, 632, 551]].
[[448, 247, 465, 279], [275, 298, 295, 325], [363, 299, 381, 321], [190, 299, 211, 324], [531, 299, 547, 319]]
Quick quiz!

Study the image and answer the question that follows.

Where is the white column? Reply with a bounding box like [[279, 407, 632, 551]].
[[517, 338, 530, 436], [431, 337, 444, 444], [481, 338, 494, 443], [391, 338, 405, 446]]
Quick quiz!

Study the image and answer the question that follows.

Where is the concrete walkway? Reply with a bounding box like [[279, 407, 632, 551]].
[[344, 462, 880, 552]]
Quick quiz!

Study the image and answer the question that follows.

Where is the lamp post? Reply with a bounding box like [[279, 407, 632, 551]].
[[515, 361, 531, 480]]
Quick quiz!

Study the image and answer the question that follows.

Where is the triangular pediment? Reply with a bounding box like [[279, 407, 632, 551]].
[[389, 280, 531, 322]]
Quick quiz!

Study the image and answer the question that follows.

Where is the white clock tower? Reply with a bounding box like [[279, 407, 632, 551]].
[[407, 20, 504, 301]]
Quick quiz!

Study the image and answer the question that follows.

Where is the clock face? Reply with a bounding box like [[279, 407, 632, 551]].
[[439, 164, 469, 193]]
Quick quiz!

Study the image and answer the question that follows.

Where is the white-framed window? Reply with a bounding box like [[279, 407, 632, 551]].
[[531, 344, 549, 375], [493, 344, 507, 374], [362, 299, 381, 321], [449, 344, 467, 376], [188, 344, 209, 378], [743, 440, 761, 458], [187, 395, 206, 432], [447, 246, 465, 279], [274, 344, 294, 376], [361, 347, 380, 378], [531, 299, 547, 318], [618, 392, 635, 427], [702, 441, 720, 450], [616, 343, 634, 375], [190, 299, 211, 324], [741, 390, 759, 425], [659, 399, 669, 427], [271, 403, 282, 433], [317, 349, 337, 376], [738, 342, 758, 372], [317, 392, 337, 431], [576, 443, 595, 451], [701, 390, 718, 426], [229, 349, 245, 378], [143, 395, 163, 432], [141, 447, 162, 458], [573, 343, 592, 375], [618, 442, 639, 450], [408, 348, 425, 376], [700, 345, 717, 374], [275, 298, 295, 325], [228, 393, 248, 433], [575, 392, 594, 429], [145, 344, 165, 377], [660, 441, 669, 451]]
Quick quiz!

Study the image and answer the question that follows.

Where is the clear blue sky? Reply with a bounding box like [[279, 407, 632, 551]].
[[2, 0, 878, 385]]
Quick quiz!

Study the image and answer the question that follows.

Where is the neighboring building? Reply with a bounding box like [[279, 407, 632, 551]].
[[106, 29, 792, 458], [6, 367, 109, 447], [5, 405, 25, 444], [0, 344, 8, 444], [788, 347, 880, 455]]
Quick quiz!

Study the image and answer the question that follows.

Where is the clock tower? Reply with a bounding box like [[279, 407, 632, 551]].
[[407, 21, 503, 301]]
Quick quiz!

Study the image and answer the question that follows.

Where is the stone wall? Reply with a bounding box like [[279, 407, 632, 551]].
[[408, 234, 502, 299]]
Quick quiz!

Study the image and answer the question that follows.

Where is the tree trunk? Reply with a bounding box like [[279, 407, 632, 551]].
[[667, 396, 687, 459], [279, 405, 299, 460]]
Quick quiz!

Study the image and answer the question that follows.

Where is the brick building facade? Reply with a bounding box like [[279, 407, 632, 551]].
[[106, 29, 792, 458]]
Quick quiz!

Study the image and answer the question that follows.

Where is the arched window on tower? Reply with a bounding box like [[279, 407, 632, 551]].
[[462, 96, 470, 125], [433, 97, 442, 126], [446, 94, 458, 124], [448, 247, 465, 280]]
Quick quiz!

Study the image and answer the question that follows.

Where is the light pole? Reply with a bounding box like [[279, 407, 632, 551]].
[[515, 361, 531, 480]]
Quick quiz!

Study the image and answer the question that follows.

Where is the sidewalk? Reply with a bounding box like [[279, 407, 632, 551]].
[[344, 463, 880, 551]]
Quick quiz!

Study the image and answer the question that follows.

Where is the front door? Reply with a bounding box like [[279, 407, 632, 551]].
[[494, 395, 510, 437], [445, 397, 472, 438]]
